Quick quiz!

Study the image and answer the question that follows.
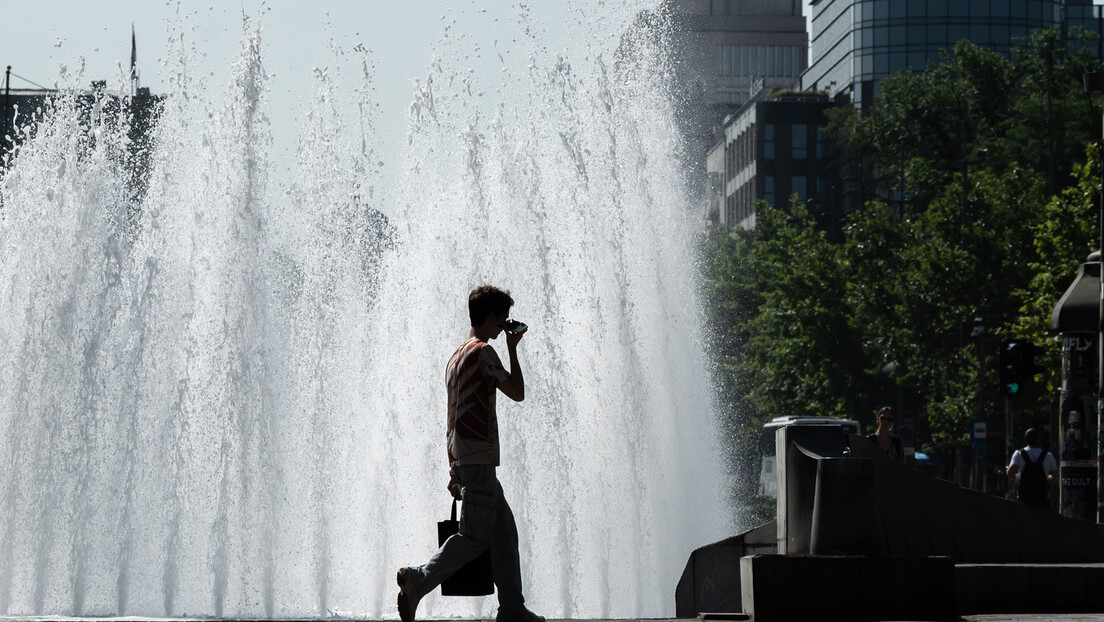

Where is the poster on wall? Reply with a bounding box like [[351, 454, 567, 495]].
[[1060, 395, 1097, 465]]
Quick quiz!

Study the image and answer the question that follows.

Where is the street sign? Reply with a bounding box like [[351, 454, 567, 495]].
[[971, 419, 989, 450]]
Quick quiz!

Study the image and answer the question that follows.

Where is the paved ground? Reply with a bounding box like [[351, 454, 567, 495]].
[[1, 617, 1104, 622], [964, 617, 1104, 622]]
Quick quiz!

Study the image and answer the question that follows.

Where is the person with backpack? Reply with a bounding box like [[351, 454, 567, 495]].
[[1006, 428, 1059, 511]]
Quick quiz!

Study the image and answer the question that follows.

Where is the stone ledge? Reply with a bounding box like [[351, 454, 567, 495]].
[[740, 554, 956, 622], [957, 563, 1104, 614]]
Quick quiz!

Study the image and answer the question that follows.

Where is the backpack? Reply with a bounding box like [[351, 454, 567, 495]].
[[1018, 449, 1049, 509]]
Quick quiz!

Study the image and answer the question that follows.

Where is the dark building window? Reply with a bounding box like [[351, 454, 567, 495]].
[[792, 123, 807, 159], [794, 175, 807, 201]]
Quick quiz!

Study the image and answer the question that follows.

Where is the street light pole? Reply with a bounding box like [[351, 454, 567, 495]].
[[1082, 71, 1104, 523]]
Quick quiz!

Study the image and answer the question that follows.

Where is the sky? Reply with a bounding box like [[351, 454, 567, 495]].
[[0, 1, 630, 183]]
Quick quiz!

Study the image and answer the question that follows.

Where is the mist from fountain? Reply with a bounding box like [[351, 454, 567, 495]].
[[0, 4, 725, 619]]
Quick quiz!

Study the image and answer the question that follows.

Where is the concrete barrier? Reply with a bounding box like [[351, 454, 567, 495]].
[[674, 520, 776, 617], [740, 554, 956, 622]]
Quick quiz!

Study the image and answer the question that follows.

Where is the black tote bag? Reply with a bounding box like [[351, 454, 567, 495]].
[[437, 499, 494, 596]]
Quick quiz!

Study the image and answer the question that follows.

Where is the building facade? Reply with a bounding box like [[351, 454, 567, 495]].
[[664, 0, 810, 184], [1, 80, 162, 201], [709, 93, 836, 229], [667, 0, 809, 110], [802, 0, 1076, 107]]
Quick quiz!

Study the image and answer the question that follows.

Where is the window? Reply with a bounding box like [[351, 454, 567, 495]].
[[927, 0, 947, 16], [991, 24, 1009, 45], [928, 23, 948, 46], [970, 23, 989, 44], [816, 127, 825, 159], [765, 176, 775, 206], [794, 176, 807, 201], [890, 52, 907, 73], [875, 27, 889, 46], [875, 54, 889, 74], [908, 24, 926, 45], [792, 124, 807, 159], [874, 0, 889, 20], [949, 24, 969, 44], [764, 124, 775, 159]]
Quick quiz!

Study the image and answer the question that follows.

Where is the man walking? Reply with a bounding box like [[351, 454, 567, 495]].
[[397, 285, 543, 622], [1007, 428, 1059, 511]]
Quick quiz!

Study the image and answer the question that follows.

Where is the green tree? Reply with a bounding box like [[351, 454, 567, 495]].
[[739, 198, 869, 423], [827, 29, 1102, 211]]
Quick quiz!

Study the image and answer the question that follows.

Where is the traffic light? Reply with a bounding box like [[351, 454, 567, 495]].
[[1000, 339, 1045, 398], [1001, 340, 1024, 397]]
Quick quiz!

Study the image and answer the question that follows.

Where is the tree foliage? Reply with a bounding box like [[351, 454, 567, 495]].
[[703, 28, 1104, 464]]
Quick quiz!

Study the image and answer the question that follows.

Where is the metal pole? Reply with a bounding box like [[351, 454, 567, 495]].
[[4, 66, 10, 155], [1089, 71, 1104, 523], [1098, 124, 1104, 524], [1006, 397, 1015, 498]]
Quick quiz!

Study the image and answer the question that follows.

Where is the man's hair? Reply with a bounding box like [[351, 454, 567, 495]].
[[469, 285, 514, 327], [1025, 428, 1040, 446]]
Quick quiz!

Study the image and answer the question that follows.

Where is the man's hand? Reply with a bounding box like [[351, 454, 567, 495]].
[[505, 327, 524, 349], [499, 330, 525, 402], [447, 474, 462, 500]]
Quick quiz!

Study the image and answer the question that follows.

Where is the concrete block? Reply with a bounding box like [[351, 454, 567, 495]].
[[856, 556, 956, 621], [676, 521, 778, 617], [741, 555, 955, 622], [810, 457, 881, 556], [955, 563, 1104, 614]]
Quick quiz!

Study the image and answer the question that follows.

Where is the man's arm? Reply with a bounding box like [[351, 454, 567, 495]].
[[498, 331, 524, 402], [1007, 464, 1020, 482]]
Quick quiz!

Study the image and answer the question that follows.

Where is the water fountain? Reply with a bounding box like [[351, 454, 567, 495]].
[[0, 4, 724, 619]]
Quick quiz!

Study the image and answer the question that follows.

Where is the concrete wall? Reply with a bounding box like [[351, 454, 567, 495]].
[[675, 520, 777, 616]]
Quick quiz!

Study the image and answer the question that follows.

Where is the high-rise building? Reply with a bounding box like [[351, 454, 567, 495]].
[[802, 0, 1075, 108], [707, 0, 1104, 230], [667, 0, 809, 110], [663, 0, 810, 192]]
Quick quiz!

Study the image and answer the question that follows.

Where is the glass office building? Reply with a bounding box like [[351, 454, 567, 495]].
[[1068, 1, 1104, 60], [803, 0, 1076, 107]]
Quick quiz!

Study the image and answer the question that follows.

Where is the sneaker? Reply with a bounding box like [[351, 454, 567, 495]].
[[495, 607, 546, 622], [396, 567, 421, 622]]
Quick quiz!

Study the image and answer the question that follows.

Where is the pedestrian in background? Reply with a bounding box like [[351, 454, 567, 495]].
[[1007, 428, 1058, 511], [866, 406, 903, 462]]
